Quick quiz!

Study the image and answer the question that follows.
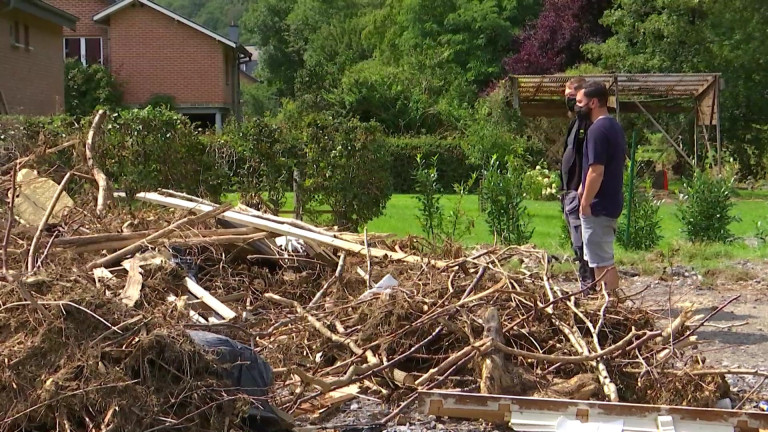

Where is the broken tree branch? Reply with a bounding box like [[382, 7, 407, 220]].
[[27, 171, 73, 273], [84, 110, 110, 216], [86, 203, 233, 270]]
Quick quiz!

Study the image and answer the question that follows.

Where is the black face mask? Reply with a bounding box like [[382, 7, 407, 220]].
[[566, 97, 577, 112], [575, 103, 591, 121]]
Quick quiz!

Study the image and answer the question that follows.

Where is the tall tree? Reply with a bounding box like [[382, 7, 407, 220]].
[[504, 0, 611, 75], [584, 0, 768, 176]]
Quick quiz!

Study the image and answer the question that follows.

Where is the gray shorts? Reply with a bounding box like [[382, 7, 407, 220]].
[[580, 215, 618, 268]]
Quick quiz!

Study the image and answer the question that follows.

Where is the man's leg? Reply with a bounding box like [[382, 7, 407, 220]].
[[581, 215, 619, 292], [563, 191, 595, 290]]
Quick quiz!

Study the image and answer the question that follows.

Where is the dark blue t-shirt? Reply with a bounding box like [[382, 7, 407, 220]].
[[581, 116, 626, 219]]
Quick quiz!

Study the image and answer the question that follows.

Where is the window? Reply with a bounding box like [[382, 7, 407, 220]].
[[23, 24, 29, 49], [11, 21, 20, 45], [64, 37, 103, 66]]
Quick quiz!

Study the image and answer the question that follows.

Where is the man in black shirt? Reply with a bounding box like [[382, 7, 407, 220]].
[[560, 77, 595, 291]]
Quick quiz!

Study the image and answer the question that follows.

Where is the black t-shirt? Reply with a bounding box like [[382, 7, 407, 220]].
[[581, 116, 626, 219], [561, 117, 589, 192]]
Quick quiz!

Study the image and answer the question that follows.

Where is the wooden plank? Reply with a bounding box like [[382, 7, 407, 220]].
[[184, 277, 237, 321], [136, 192, 446, 268], [419, 391, 768, 432], [120, 258, 143, 307]]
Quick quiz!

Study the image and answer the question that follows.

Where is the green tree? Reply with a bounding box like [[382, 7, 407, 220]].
[[585, 0, 768, 177]]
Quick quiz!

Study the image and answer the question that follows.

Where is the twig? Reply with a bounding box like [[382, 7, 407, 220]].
[[364, 227, 372, 288], [382, 350, 479, 424], [460, 265, 486, 301], [2, 163, 17, 274], [735, 376, 766, 410], [142, 396, 241, 432], [0, 301, 123, 334], [310, 252, 345, 307], [86, 203, 233, 270], [265, 293, 379, 365], [0, 139, 79, 175], [676, 295, 740, 342], [1, 381, 138, 424], [27, 171, 73, 272], [700, 321, 748, 329]]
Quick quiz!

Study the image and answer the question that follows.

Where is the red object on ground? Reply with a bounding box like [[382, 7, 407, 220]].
[[663, 170, 669, 190]]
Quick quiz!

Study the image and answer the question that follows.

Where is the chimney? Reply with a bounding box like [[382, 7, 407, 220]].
[[228, 22, 239, 43]]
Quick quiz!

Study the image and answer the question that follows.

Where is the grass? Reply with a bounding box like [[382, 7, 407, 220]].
[[267, 191, 768, 273], [364, 194, 768, 273]]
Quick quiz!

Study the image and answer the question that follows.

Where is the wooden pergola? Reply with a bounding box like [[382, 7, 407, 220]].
[[507, 73, 723, 170]]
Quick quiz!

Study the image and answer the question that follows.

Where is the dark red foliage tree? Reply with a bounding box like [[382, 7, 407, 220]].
[[504, 0, 612, 75]]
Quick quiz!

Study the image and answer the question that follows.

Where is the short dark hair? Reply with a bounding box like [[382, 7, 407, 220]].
[[582, 81, 609, 107], [566, 76, 586, 92]]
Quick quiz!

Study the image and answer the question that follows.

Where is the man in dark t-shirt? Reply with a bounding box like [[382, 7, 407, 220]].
[[560, 77, 595, 291], [575, 81, 626, 292]]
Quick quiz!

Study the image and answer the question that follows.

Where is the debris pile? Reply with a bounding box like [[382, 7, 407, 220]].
[[0, 113, 742, 430]]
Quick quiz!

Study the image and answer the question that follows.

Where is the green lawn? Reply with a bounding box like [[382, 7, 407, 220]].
[[364, 194, 768, 272], [271, 192, 768, 272]]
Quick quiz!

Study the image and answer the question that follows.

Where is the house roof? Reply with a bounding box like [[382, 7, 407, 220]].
[[93, 0, 247, 55], [2, 0, 78, 30]]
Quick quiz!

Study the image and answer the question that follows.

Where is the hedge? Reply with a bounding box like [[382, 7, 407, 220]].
[[385, 136, 479, 193]]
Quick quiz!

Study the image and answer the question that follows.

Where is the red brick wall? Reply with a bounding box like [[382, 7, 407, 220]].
[[107, 3, 233, 107], [45, 0, 111, 64], [0, 10, 65, 115]]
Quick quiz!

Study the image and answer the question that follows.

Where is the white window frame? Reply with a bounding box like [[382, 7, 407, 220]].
[[63, 37, 103, 66]]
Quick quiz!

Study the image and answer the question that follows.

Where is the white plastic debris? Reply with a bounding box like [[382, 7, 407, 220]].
[[359, 273, 399, 300], [274, 236, 306, 254]]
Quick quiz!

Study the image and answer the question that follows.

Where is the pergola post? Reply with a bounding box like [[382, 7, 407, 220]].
[[634, 101, 695, 168], [715, 76, 722, 175]]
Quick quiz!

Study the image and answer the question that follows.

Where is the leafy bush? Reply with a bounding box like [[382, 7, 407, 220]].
[[617, 172, 662, 251], [145, 94, 176, 110], [65, 59, 122, 117], [0, 115, 81, 173], [386, 136, 478, 193], [98, 107, 224, 198], [413, 154, 476, 246], [296, 113, 392, 231], [480, 156, 533, 245], [414, 155, 444, 242], [214, 118, 294, 211], [522, 164, 560, 201], [678, 170, 740, 243]]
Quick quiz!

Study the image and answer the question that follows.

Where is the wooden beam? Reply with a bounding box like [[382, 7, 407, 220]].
[[634, 101, 695, 167], [184, 277, 237, 321], [135, 192, 447, 268]]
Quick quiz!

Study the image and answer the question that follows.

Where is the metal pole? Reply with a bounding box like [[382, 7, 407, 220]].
[[715, 76, 722, 175], [624, 130, 637, 245], [614, 74, 620, 123]]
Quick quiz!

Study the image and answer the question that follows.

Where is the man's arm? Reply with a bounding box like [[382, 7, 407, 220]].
[[580, 164, 604, 216]]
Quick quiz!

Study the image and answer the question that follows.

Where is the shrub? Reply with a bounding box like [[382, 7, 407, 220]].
[[145, 94, 176, 110], [617, 172, 662, 251], [65, 59, 122, 117], [98, 107, 225, 199], [214, 118, 294, 212], [678, 170, 740, 243], [413, 154, 477, 246], [298, 113, 392, 231], [522, 164, 560, 201], [414, 154, 444, 242], [480, 156, 533, 245], [0, 115, 81, 173]]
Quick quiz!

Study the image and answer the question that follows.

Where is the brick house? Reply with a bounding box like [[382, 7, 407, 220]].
[[0, 0, 77, 115], [47, 0, 250, 128]]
